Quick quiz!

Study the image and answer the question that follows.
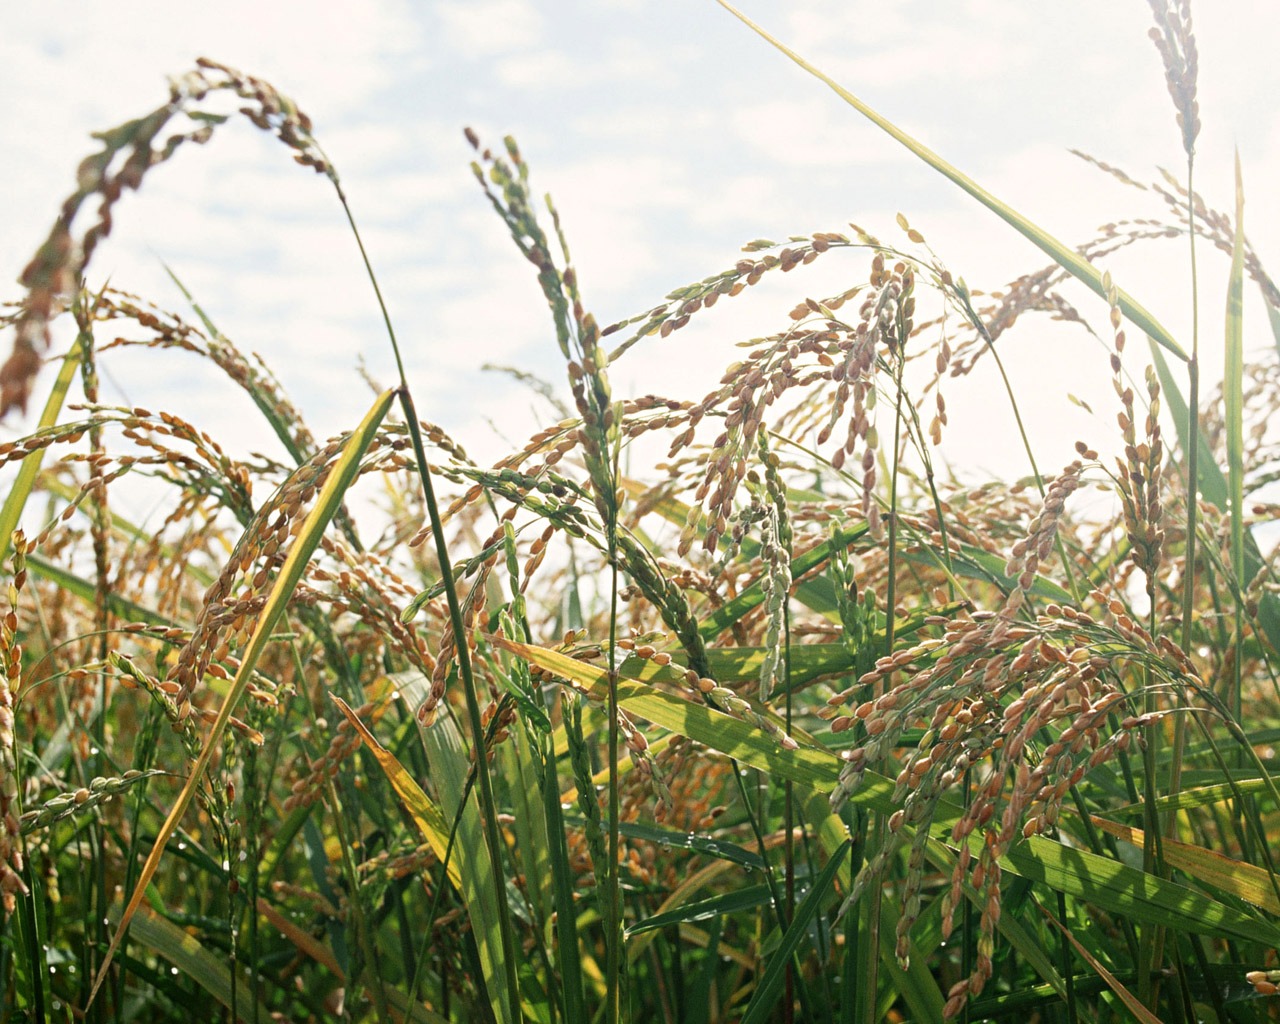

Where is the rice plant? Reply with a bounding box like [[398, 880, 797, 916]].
[[1, 3, 1279, 1021]]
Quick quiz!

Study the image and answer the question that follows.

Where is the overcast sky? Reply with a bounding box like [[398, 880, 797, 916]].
[[3, 1, 1279, 490]]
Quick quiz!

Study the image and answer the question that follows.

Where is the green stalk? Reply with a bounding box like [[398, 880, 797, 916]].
[[70, 285, 118, 1024], [1176, 155, 1201, 660], [286, 631, 391, 1022], [11, 597, 48, 1022], [14, 854, 47, 1022], [403, 389, 523, 1021], [783, 603, 795, 1024], [1172, 151, 1200, 737], [1160, 150, 1203, 1011], [842, 814, 861, 1024], [1137, 598, 1168, 1008], [324, 752, 390, 1022], [334, 183, 523, 1021], [860, 326, 908, 1024], [606, 465, 623, 1024], [1223, 153, 1247, 742], [1057, 891, 1077, 1024], [503, 527, 585, 1024], [725, 764, 816, 1020]]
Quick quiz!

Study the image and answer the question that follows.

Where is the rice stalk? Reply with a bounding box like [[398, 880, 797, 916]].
[[87, 386, 396, 1007]]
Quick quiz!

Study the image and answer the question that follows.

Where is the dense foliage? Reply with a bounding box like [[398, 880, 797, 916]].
[[2, 3, 1279, 1021]]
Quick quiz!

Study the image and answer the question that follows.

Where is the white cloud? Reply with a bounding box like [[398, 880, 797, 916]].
[[781, 0, 1032, 86], [436, 0, 543, 57], [495, 50, 579, 90], [729, 96, 919, 167]]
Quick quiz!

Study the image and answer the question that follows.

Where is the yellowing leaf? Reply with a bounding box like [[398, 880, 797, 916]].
[[331, 696, 460, 890], [1092, 815, 1280, 915]]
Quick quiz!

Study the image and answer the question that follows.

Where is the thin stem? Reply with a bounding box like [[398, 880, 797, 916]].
[[959, 286, 1086, 608], [336, 183, 409, 386], [1057, 890, 1077, 1024], [861, 331, 907, 1024], [336, 184, 523, 1020], [1138, 593, 1168, 1008], [400, 388, 523, 1021], [1166, 150, 1198, 897], [727, 766, 815, 1020], [606, 479, 622, 1024], [1178, 154, 1200, 660], [1143, 150, 1197, 1012], [783, 602, 795, 1024]]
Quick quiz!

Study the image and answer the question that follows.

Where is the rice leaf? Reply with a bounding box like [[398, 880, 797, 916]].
[[1265, 284, 1280, 359], [626, 885, 773, 936], [874, 894, 947, 1022], [917, 836, 1067, 1002], [329, 696, 460, 890], [36, 474, 217, 588], [487, 634, 843, 791], [394, 675, 518, 1024], [257, 896, 451, 1022], [87, 386, 396, 1006], [685, 916, 722, 1024], [715, 0, 1187, 364], [1150, 343, 1225, 508], [1091, 816, 1280, 915], [1006, 835, 1280, 946], [609, 819, 764, 869], [1152, 340, 1280, 652], [1040, 905, 1162, 1024], [496, 636, 1280, 950], [126, 904, 276, 1021], [0, 339, 83, 564], [625, 847, 760, 966], [1121, 775, 1275, 814], [536, 749, 588, 1023], [1224, 151, 1246, 586], [256, 896, 345, 977], [739, 840, 849, 1024], [24, 551, 171, 625], [936, 545, 1074, 604]]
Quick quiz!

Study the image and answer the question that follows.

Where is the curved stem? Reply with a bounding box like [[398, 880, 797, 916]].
[[337, 184, 524, 1021], [1168, 156, 1198, 832]]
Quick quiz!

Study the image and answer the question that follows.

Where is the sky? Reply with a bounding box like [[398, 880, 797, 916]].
[[3, 1, 1279, 495]]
